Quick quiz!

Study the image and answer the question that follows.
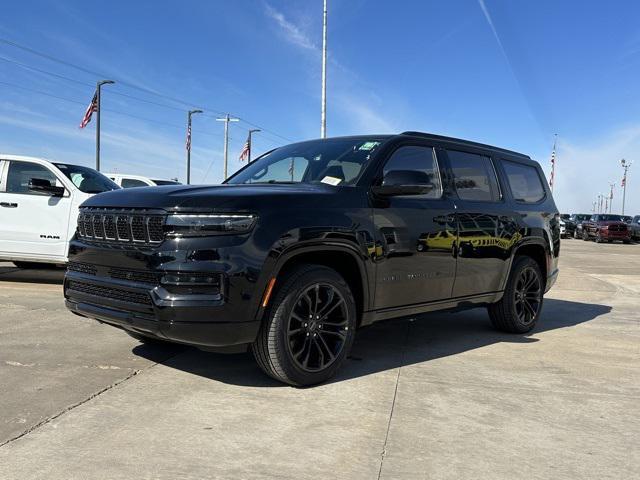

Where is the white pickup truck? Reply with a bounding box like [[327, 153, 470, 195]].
[[0, 155, 119, 267]]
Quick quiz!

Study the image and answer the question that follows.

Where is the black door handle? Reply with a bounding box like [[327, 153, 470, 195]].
[[0, 202, 18, 208]]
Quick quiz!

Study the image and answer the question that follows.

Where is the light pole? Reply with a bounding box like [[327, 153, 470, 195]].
[[186, 109, 203, 185], [95, 80, 115, 171], [247, 129, 261, 162], [216, 114, 239, 180], [320, 0, 327, 138], [621, 158, 632, 215]]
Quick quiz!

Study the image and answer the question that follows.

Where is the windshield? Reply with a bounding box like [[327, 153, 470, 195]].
[[226, 137, 386, 186], [54, 163, 120, 193], [597, 214, 623, 222], [572, 214, 591, 221], [152, 179, 181, 185]]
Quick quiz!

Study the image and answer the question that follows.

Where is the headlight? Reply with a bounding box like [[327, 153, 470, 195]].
[[166, 214, 257, 237]]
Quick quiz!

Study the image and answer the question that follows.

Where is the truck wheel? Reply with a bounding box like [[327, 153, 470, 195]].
[[582, 230, 589, 241], [488, 256, 543, 333], [251, 265, 357, 387]]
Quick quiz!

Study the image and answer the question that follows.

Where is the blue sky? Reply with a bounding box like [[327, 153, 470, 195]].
[[1, 0, 639, 214]]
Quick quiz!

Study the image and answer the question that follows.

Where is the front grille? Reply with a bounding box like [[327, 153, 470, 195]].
[[108, 268, 159, 285], [77, 208, 165, 245], [608, 224, 627, 232], [67, 262, 97, 275], [67, 280, 152, 305]]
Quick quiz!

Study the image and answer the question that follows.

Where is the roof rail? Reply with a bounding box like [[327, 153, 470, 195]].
[[399, 131, 529, 159]]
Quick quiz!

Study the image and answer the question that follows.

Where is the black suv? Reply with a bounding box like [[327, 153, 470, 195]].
[[65, 132, 560, 386]]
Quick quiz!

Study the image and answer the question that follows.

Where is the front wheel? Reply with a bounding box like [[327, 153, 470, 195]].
[[251, 265, 357, 387], [582, 230, 589, 241], [488, 256, 543, 333]]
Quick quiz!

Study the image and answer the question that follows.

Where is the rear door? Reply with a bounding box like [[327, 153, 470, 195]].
[[0, 160, 72, 259], [444, 148, 516, 297], [372, 142, 458, 309]]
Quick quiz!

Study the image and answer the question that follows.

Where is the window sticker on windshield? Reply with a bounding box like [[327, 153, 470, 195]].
[[321, 176, 342, 186], [358, 141, 380, 151]]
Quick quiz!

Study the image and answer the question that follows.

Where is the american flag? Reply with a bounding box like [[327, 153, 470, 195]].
[[186, 123, 192, 151], [79, 91, 97, 129], [238, 135, 250, 162], [621, 174, 626, 188]]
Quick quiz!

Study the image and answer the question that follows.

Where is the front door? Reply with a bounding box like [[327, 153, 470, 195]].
[[0, 160, 72, 259], [373, 144, 457, 309]]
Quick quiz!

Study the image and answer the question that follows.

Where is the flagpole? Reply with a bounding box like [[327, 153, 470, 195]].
[[320, 0, 328, 138], [95, 80, 114, 171], [186, 109, 203, 185], [608, 182, 615, 214], [549, 133, 557, 193]]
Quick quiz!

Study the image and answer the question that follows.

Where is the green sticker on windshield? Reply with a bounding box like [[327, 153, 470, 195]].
[[359, 141, 380, 151]]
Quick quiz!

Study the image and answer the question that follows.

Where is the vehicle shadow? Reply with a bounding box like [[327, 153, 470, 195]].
[[132, 298, 612, 388], [0, 263, 65, 285]]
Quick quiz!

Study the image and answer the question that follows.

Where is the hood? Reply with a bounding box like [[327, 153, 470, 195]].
[[80, 183, 350, 212]]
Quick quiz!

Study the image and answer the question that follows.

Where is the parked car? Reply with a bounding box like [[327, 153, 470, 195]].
[[0, 155, 119, 267], [629, 215, 640, 241], [581, 214, 631, 243], [559, 218, 567, 238], [621, 215, 632, 224], [568, 213, 591, 239], [64, 132, 560, 386], [106, 173, 181, 188]]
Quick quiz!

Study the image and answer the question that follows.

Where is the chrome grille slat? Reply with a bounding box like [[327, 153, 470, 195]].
[[77, 208, 165, 245]]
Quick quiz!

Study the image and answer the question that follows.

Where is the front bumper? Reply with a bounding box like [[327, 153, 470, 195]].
[[64, 270, 260, 346], [599, 229, 630, 240]]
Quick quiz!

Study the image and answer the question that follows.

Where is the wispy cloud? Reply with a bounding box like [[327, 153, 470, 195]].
[[262, 2, 398, 134], [264, 3, 317, 52]]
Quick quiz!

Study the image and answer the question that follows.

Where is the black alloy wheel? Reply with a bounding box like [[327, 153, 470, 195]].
[[512, 266, 542, 327], [286, 283, 349, 372], [488, 256, 544, 333], [251, 264, 357, 387]]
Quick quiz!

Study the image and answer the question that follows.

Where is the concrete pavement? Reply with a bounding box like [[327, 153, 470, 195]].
[[0, 240, 638, 479]]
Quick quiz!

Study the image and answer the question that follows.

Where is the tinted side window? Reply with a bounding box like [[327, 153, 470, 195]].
[[502, 160, 545, 203], [121, 178, 149, 188], [383, 146, 442, 199], [6, 161, 61, 195], [448, 150, 500, 202]]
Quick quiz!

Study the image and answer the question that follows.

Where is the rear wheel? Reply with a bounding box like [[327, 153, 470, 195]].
[[488, 256, 543, 333], [582, 230, 589, 241], [251, 265, 357, 387]]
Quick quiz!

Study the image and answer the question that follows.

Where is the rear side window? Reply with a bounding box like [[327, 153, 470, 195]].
[[502, 160, 545, 203], [121, 178, 149, 188], [447, 150, 500, 202]]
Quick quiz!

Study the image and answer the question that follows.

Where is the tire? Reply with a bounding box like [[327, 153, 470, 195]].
[[251, 265, 357, 387], [595, 233, 603, 243], [623, 239, 631, 244], [582, 230, 589, 241], [488, 256, 544, 334], [13, 261, 59, 269]]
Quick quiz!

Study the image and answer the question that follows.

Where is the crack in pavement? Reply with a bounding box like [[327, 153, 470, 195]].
[[377, 318, 412, 480], [0, 350, 183, 449]]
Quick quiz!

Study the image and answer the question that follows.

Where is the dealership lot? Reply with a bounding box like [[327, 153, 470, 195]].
[[0, 240, 638, 479]]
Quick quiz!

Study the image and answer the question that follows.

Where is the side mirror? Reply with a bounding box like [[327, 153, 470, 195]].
[[371, 169, 435, 197], [28, 178, 66, 197]]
